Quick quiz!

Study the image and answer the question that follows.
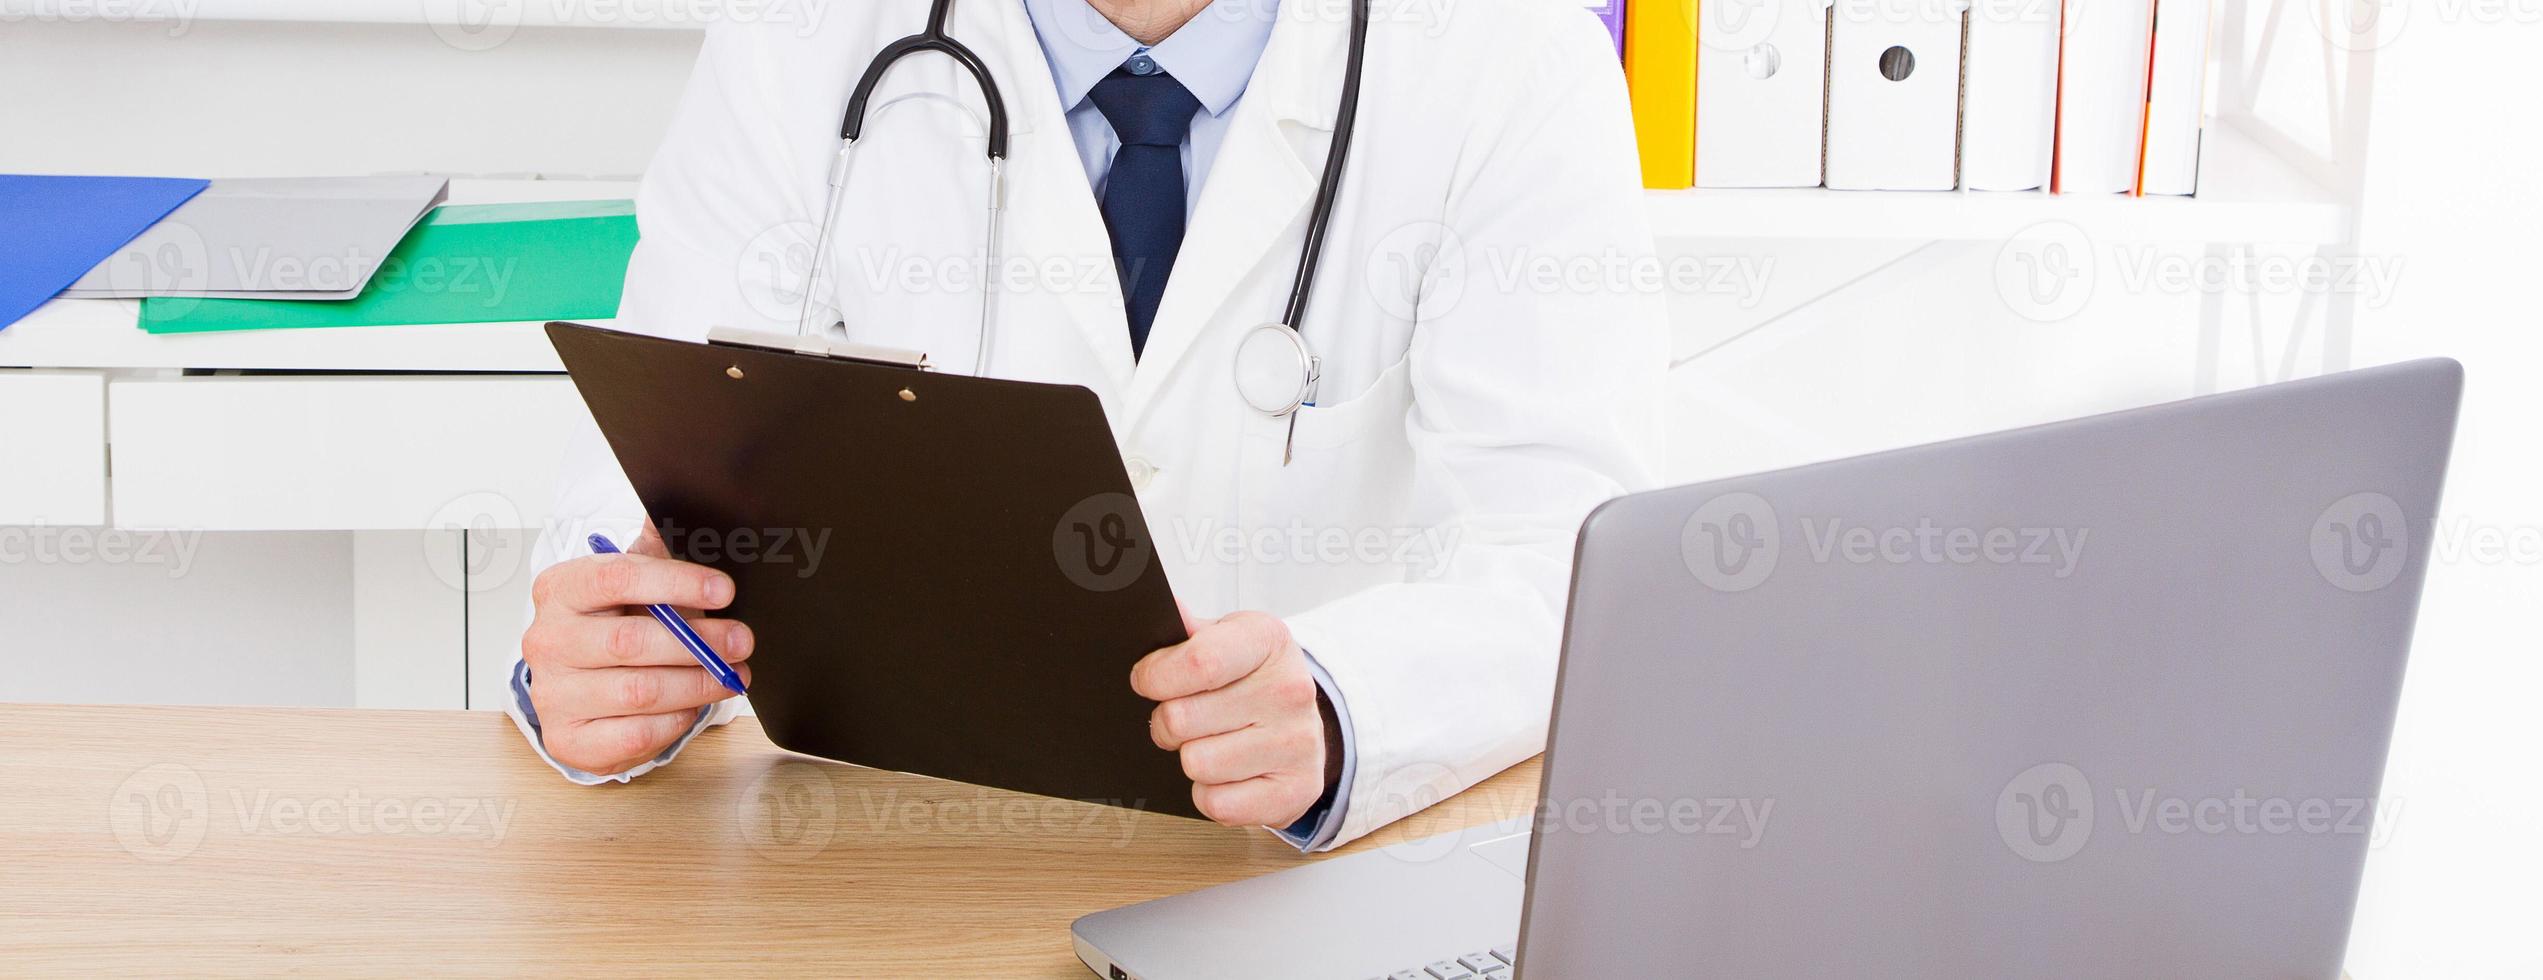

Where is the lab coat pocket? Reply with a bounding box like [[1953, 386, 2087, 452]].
[[1244, 348, 1414, 462], [1234, 353, 1419, 615]]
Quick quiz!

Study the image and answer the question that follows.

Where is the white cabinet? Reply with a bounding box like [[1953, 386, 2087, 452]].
[[0, 371, 108, 525], [108, 375, 581, 531]]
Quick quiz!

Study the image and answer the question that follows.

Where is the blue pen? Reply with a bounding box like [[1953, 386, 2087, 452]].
[[588, 533, 749, 696]]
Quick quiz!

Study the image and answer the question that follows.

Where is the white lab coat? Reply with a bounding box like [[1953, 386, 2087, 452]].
[[520, 0, 1667, 848]]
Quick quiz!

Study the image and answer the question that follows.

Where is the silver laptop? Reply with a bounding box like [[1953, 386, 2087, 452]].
[[1073, 359, 2461, 980]]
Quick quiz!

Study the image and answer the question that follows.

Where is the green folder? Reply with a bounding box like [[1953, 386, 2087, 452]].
[[139, 199, 638, 334]]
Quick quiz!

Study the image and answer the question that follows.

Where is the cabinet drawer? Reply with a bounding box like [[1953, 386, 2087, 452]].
[[0, 371, 108, 525], [110, 376, 583, 531]]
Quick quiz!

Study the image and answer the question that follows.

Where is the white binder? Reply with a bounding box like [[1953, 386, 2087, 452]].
[[2138, 0, 2214, 195], [1960, 0, 2063, 191], [2052, 0, 2156, 194], [1694, 0, 1834, 188], [1824, 0, 1970, 191]]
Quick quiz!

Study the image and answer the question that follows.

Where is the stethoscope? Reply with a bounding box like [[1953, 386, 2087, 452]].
[[803, 0, 1370, 465]]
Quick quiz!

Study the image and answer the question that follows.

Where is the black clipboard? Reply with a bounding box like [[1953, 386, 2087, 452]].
[[545, 321, 1200, 821]]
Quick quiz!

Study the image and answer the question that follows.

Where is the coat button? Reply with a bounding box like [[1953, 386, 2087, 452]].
[[1124, 456, 1158, 490]]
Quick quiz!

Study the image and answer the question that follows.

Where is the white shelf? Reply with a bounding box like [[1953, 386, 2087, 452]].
[[0, 301, 574, 373], [0, 179, 633, 373], [1647, 122, 2348, 245], [11, 0, 709, 30], [16, 5, 2343, 247], [1, 121, 2346, 373]]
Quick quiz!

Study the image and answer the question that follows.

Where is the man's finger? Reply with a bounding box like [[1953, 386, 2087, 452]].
[[629, 521, 671, 558], [1191, 772, 1318, 828], [1177, 724, 1314, 786], [1148, 685, 1253, 750], [535, 663, 752, 718], [535, 615, 754, 669], [546, 711, 703, 776], [1131, 615, 1284, 701], [1177, 599, 1208, 638], [537, 552, 735, 614]]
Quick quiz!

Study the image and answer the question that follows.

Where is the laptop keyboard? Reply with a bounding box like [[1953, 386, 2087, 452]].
[[1367, 946, 1516, 979]]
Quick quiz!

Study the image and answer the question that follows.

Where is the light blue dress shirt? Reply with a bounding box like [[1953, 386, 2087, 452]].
[[1023, 0, 1356, 853], [1022, 0, 1276, 220], [514, 0, 1359, 854]]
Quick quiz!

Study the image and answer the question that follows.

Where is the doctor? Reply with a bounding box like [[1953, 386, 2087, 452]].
[[509, 0, 1665, 851]]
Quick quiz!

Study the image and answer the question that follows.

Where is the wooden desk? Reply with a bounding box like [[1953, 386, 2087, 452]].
[[0, 704, 1540, 975]]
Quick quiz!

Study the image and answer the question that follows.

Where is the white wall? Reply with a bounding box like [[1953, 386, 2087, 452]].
[[0, 19, 698, 178], [1658, 238, 2221, 486], [2336, 15, 2543, 980]]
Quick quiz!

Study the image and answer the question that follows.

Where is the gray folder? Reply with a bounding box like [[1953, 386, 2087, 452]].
[[62, 175, 449, 300]]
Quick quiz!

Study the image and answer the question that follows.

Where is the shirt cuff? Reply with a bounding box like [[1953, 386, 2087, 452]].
[[1271, 650, 1357, 853], [505, 658, 724, 785]]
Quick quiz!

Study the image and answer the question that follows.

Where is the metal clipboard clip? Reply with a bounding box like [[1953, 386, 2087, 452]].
[[707, 325, 933, 371]]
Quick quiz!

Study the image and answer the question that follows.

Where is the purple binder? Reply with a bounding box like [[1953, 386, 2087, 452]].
[[1587, 0, 1624, 56]]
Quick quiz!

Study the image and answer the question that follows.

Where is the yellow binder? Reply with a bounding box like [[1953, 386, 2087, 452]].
[[1626, 0, 1699, 189]]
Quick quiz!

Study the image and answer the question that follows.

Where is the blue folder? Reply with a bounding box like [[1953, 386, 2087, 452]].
[[0, 174, 210, 330]]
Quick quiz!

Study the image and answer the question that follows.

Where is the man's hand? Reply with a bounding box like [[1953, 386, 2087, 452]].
[[1133, 608, 1335, 829], [521, 526, 753, 776]]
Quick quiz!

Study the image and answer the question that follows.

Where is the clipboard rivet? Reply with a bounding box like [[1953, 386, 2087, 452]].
[[725, 366, 745, 380], [898, 387, 917, 402]]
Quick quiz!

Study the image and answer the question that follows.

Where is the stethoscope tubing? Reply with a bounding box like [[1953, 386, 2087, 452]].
[[843, 0, 1011, 158], [812, 0, 1368, 406], [1280, 0, 1370, 333]]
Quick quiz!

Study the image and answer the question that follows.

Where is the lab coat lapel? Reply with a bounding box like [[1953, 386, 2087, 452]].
[[1122, 5, 1346, 416], [980, 0, 1139, 392]]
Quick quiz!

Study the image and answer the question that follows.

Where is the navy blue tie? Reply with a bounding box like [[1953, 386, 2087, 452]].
[[1087, 65, 1202, 359]]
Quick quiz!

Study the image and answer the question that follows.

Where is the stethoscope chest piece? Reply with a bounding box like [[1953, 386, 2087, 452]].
[[1234, 322, 1321, 418]]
